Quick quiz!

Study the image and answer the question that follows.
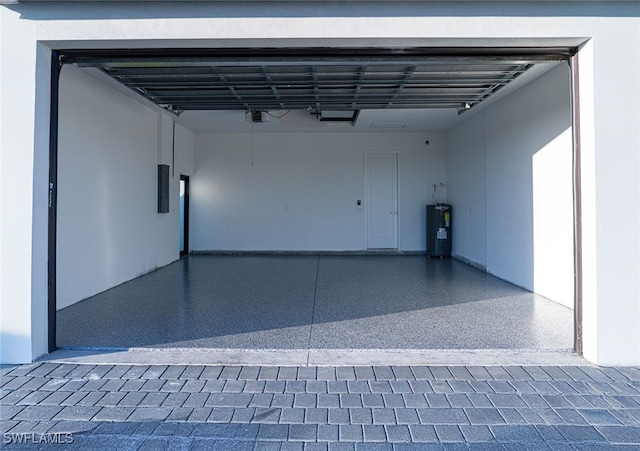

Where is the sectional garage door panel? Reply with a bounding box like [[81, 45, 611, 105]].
[[64, 47, 573, 115]]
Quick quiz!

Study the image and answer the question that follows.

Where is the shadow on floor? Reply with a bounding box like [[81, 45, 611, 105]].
[[56, 255, 573, 351]]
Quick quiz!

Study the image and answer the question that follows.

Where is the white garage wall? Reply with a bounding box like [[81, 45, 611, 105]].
[[445, 114, 488, 269], [192, 132, 445, 252], [56, 66, 194, 310], [446, 64, 574, 308], [176, 125, 196, 177]]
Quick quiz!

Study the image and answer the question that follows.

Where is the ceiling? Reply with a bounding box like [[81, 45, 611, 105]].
[[67, 47, 572, 133]]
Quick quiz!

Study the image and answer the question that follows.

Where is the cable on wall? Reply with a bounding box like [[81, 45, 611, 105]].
[[172, 121, 176, 177]]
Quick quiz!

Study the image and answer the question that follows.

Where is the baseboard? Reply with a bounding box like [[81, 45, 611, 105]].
[[452, 254, 488, 272], [190, 250, 427, 256]]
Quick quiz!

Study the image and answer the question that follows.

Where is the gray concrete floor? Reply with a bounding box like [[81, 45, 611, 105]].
[[57, 255, 573, 353]]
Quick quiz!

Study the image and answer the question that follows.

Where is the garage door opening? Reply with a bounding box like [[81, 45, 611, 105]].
[[50, 46, 579, 362]]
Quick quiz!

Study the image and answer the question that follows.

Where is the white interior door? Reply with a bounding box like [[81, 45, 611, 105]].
[[365, 152, 398, 249]]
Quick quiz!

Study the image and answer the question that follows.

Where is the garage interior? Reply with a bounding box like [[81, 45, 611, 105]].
[[53, 46, 577, 358]]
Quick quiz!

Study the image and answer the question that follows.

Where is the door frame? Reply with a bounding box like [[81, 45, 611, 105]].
[[45, 45, 583, 355], [364, 151, 400, 250], [569, 53, 583, 355], [180, 175, 190, 257], [47, 51, 61, 352]]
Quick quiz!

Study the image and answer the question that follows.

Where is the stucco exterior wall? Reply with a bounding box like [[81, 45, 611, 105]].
[[1, 1, 638, 364]]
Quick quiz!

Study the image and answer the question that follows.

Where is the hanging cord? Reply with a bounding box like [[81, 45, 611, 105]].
[[172, 121, 176, 177], [251, 122, 254, 166], [266, 110, 291, 119], [432, 184, 437, 204]]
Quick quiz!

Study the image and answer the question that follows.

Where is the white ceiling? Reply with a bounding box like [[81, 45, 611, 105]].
[[177, 108, 463, 133]]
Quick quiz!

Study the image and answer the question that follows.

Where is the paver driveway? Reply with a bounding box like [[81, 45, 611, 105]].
[[2, 362, 640, 449]]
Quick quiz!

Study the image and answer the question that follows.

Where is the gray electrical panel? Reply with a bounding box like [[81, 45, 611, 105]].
[[158, 164, 170, 213], [426, 204, 452, 258]]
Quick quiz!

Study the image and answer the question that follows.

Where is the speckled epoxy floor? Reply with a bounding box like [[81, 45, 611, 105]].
[[56, 255, 573, 351]]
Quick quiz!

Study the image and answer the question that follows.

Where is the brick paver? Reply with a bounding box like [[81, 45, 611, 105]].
[[1, 362, 640, 448]]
